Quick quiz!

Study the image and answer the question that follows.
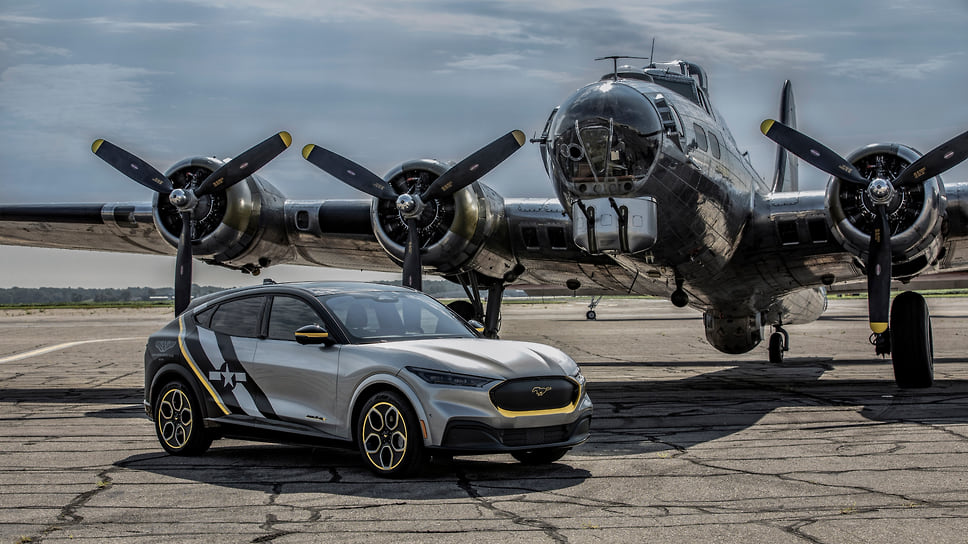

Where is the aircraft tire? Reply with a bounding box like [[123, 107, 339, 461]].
[[447, 300, 476, 321], [586, 310, 596, 320], [890, 291, 934, 389], [768, 332, 784, 364]]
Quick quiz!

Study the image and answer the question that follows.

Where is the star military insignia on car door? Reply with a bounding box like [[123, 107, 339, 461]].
[[209, 363, 247, 390]]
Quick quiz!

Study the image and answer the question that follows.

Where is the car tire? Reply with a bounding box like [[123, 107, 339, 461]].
[[154, 381, 212, 456], [511, 447, 570, 465], [356, 390, 424, 478]]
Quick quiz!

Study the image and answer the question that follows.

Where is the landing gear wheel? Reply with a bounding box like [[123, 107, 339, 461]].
[[511, 447, 570, 465], [154, 381, 211, 456], [447, 300, 476, 321], [586, 310, 597, 320], [768, 332, 784, 364], [890, 291, 933, 388], [356, 390, 424, 478]]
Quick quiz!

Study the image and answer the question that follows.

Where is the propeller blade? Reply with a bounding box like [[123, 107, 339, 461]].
[[420, 130, 526, 201], [195, 131, 292, 197], [174, 211, 194, 315], [301, 144, 398, 200], [402, 217, 422, 291], [760, 120, 869, 186], [91, 139, 173, 193], [867, 204, 892, 334], [894, 128, 968, 187]]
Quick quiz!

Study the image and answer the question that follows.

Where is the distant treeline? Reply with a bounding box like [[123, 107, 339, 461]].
[[0, 285, 224, 305], [0, 280, 471, 305]]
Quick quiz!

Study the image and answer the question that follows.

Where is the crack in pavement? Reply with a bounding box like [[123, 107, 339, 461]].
[[457, 471, 568, 542]]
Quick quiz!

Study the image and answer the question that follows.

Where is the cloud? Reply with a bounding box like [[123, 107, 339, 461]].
[[0, 63, 159, 130], [0, 14, 197, 32], [828, 54, 959, 81], [0, 38, 71, 58]]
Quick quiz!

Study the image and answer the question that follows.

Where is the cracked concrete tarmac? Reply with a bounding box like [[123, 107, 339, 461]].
[[1, 298, 967, 543]]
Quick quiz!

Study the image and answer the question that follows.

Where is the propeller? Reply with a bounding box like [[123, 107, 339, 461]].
[[303, 130, 526, 290], [761, 119, 968, 333], [93, 131, 292, 314]]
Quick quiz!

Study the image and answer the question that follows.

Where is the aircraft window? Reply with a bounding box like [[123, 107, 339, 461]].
[[547, 226, 568, 250], [777, 220, 799, 245], [522, 226, 540, 249], [708, 132, 721, 159], [209, 296, 266, 338], [693, 124, 708, 152], [654, 78, 698, 103], [267, 296, 323, 341], [808, 218, 829, 243], [295, 210, 310, 231]]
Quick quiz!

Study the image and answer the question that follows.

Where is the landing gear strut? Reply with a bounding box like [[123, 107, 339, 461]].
[[768, 323, 789, 364], [451, 272, 504, 338], [586, 296, 602, 320]]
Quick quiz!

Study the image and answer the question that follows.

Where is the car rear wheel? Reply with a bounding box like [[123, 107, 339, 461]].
[[154, 381, 212, 456], [356, 390, 424, 478], [511, 447, 570, 465]]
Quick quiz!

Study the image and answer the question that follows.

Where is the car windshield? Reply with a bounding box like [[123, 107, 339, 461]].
[[318, 291, 477, 343]]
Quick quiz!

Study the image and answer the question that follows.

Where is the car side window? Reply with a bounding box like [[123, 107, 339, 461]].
[[208, 296, 265, 338], [267, 296, 323, 341]]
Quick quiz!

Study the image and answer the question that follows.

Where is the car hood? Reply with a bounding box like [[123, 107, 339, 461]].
[[360, 338, 579, 379]]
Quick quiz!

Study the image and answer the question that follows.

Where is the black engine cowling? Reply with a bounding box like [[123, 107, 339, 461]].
[[826, 143, 946, 278], [371, 159, 518, 283]]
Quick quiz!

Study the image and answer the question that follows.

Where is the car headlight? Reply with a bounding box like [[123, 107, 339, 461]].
[[573, 368, 586, 387], [407, 367, 496, 388]]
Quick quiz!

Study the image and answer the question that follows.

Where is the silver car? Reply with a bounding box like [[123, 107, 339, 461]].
[[143, 282, 592, 477]]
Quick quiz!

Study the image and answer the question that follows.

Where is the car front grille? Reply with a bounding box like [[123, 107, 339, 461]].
[[489, 377, 579, 414]]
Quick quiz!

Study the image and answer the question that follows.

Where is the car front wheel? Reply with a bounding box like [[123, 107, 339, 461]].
[[154, 381, 212, 456], [356, 390, 424, 477]]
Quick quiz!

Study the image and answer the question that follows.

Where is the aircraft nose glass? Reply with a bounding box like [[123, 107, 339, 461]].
[[549, 82, 662, 196]]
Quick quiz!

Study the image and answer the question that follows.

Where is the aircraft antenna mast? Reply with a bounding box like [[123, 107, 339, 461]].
[[594, 55, 651, 80]]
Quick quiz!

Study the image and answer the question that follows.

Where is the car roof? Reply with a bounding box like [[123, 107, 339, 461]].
[[185, 281, 414, 313]]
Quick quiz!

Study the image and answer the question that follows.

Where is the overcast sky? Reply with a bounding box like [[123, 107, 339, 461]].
[[1, 0, 967, 288]]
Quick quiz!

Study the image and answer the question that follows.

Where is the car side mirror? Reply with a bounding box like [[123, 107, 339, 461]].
[[467, 320, 486, 335], [295, 324, 335, 346]]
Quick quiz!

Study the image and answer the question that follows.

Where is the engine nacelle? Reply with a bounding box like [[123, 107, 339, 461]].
[[371, 159, 519, 283], [826, 143, 946, 278], [151, 156, 291, 272]]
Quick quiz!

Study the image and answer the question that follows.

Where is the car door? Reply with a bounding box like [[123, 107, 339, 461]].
[[248, 294, 342, 437], [198, 295, 278, 420]]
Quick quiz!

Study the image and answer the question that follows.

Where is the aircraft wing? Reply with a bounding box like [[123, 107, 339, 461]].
[[0, 202, 173, 256]]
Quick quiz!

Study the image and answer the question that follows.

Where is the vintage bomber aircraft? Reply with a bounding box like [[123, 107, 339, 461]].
[[2, 57, 968, 389]]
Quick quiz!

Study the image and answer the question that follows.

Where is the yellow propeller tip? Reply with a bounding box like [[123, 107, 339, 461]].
[[279, 131, 292, 147], [92, 139, 104, 153], [512, 130, 526, 147], [870, 322, 888, 334], [760, 119, 775, 135], [301, 144, 315, 160]]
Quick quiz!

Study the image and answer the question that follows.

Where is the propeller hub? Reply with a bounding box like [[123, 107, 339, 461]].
[[866, 178, 895, 206], [396, 193, 423, 218], [169, 188, 198, 211]]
